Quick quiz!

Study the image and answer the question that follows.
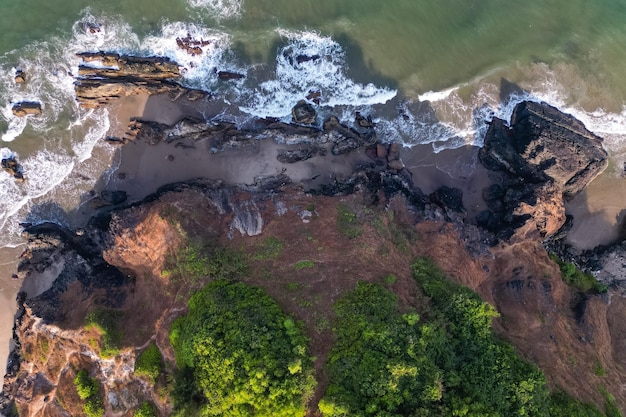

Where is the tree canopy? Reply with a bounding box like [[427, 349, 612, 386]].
[[169, 279, 316, 417]]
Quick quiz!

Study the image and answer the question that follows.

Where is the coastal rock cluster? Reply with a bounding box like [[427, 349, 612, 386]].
[[478, 101, 608, 240], [74, 52, 193, 108], [3, 52, 626, 416]]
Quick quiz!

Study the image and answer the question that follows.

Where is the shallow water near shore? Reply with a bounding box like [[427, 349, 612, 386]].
[[2, 0, 626, 390]]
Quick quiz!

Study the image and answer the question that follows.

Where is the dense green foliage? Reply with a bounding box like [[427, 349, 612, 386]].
[[135, 343, 164, 382], [73, 369, 104, 417], [134, 401, 158, 417], [320, 258, 617, 417], [550, 254, 607, 293], [85, 308, 124, 357], [170, 279, 316, 417], [167, 243, 248, 282], [337, 204, 362, 239]]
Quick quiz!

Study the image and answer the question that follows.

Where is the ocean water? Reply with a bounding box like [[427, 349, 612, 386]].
[[1, 0, 626, 388]]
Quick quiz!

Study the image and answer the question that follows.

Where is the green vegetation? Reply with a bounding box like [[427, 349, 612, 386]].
[[167, 242, 247, 282], [85, 308, 124, 357], [254, 236, 284, 260], [135, 343, 164, 382], [73, 369, 104, 417], [337, 204, 362, 239], [169, 279, 316, 417], [319, 258, 617, 417], [294, 259, 315, 270], [134, 401, 158, 417], [550, 254, 608, 294]]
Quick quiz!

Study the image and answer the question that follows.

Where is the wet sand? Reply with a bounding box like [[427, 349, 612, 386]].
[[0, 246, 25, 390], [565, 168, 626, 250]]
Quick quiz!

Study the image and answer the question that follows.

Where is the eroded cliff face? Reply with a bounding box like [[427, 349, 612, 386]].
[[2, 80, 625, 417]]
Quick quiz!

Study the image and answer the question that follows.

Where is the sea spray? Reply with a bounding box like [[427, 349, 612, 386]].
[[239, 29, 396, 119]]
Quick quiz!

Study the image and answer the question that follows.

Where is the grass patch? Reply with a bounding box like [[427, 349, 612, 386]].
[[294, 260, 315, 270], [254, 236, 284, 260], [550, 255, 608, 294], [85, 309, 124, 358], [594, 359, 606, 377], [167, 243, 248, 283], [384, 274, 397, 286], [337, 204, 362, 239], [73, 369, 104, 417], [135, 343, 164, 383]]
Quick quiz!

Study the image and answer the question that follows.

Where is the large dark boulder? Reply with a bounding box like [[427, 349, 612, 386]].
[[481, 101, 608, 197], [478, 101, 606, 240]]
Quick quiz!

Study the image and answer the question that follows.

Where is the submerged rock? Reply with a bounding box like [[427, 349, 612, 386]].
[[1, 154, 25, 181], [11, 101, 41, 117], [292, 100, 317, 124], [14, 69, 26, 84]]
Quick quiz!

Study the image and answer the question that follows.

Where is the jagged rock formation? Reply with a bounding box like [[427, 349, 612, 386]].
[[74, 52, 195, 108], [1, 154, 25, 181], [11, 101, 41, 117], [478, 101, 608, 240]]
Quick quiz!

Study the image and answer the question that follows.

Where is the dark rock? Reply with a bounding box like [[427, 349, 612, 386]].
[[294, 54, 320, 64], [11, 101, 42, 117], [14, 69, 25, 84], [217, 70, 245, 80], [104, 135, 127, 145], [1, 155, 25, 181], [292, 100, 316, 124], [478, 101, 607, 240], [175, 33, 211, 56], [355, 111, 375, 128], [88, 190, 127, 209], [388, 159, 404, 171], [482, 184, 504, 201], [376, 143, 388, 159], [387, 143, 401, 162], [430, 186, 465, 213], [277, 145, 327, 163], [306, 90, 321, 104]]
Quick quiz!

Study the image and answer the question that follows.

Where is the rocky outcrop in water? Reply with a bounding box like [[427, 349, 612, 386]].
[[478, 101, 608, 240], [1, 154, 25, 181], [74, 52, 195, 108], [11, 101, 42, 117]]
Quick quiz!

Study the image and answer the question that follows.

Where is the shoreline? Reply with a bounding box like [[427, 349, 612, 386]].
[[1, 89, 625, 393]]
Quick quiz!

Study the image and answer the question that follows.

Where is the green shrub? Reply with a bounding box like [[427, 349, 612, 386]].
[[172, 243, 247, 282], [550, 255, 607, 294], [321, 259, 615, 417], [85, 309, 124, 357], [337, 204, 362, 239], [170, 280, 316, 417], [254, 236, 284, 260], [294, 260, 315, 270], [136, 343, 164, 382], [134, 401, 158, 417], [73, 369, 104, 417]]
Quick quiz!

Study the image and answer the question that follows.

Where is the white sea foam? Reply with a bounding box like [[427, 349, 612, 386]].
[[142, 22, 233, 88], [187, 0, 244, 20], [240, 30, 396, 119]]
